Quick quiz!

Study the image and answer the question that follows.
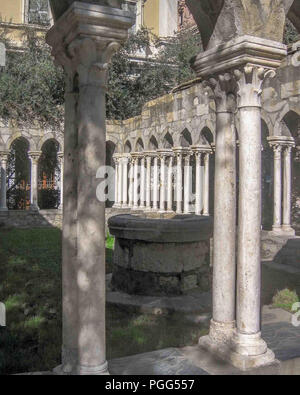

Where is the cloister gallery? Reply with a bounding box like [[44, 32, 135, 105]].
[[1, 0, 300, 375]]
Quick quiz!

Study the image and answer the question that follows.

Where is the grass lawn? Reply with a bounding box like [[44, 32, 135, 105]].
[[0, 227, 208, 374]]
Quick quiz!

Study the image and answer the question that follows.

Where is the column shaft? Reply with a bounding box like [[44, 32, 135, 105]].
[[167, 156, 173, 212], [122, 157, 128, 208], [0, 155, 8, 211], [212, 110, 236, 339], [282, 146, 294, 233], [29, 152, 41, 211], [184, 155, 191, 214], [159, 155, 166, 212], [133, 157, 139, 209], [272, 145, 282, 231], [176, 154, 182, 214], [128, 159, 134, 208], [194, 153, 202, 215], [140, 157, 145, 209], [146, 156, 152, 210], [203, 153, 210, 216], [118, 159, 123, 207], [153, 156, 159, 210]]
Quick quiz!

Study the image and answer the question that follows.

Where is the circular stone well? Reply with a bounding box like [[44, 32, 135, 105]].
[[108, 214, 213, 296]]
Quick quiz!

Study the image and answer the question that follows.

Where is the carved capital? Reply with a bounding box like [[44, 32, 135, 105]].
[[28, 151, 42, 164], [234, 65, 276, 108], [0, 151, 10, 163], [203, 73, 236, 113]]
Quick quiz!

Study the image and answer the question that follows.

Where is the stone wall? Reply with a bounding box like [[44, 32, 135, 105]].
[[0, 209, 62, 229]]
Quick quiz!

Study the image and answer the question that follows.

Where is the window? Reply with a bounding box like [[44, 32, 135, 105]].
[[28, 0, 50, 25]]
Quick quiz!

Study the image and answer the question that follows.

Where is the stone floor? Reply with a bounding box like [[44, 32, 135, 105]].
[[19, 306, 300, 375], [108, 306, 300, 375]]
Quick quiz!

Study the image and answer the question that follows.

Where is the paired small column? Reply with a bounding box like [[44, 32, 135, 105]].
[[167, 154, 174, 212], [128, 157, 134, 209], [158, 150, 171, 213], [28, 151, 42, 211], [131, 153, 140, 210], [268, 136, 295, 235], [58, 152, 64, 210], [173, 148, 183, 214], [153, 154, 159, 211], [0, 151, 9, 212], [113, 154, 121, 208], [203, 151, 211, 216], [140, 155, 146, 209], [145, 152, 153, 211], [122, 155, 129, 208], [184, 151, 192, 214], [192, 148, 203, 216]]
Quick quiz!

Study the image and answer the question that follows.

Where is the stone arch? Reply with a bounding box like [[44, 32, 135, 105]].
[[149, 135, 159, 150], [179, 128, 193, 147], [37, 133, 62, 152], [274, 107, 300, 137], [6, 133, 32, 151], [106, 140, 116, 167], [135, 137, 144, 152], [162, 132, 174, 148], [200, 127, 214, 146], [281, 110, 300, 142], [124, 140, 132, 153]]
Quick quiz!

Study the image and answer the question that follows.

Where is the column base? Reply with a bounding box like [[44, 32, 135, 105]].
[[144, 207, 153, 212], [78, 361, 109, 375], [113, 204, 121, 209], [281, 225, 296, 236], [0, 207, 8, 212], [209, 319, 235, 344], [29, 204, 39, 211], [199, 334, 279, 372]]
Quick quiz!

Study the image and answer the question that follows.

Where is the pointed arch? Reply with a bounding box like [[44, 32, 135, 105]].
[[149, 135, 158, 150], [180, 128, 192, 147], [163, 132, 174, 148]]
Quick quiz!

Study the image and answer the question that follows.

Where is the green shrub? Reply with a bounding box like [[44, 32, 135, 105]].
[[272, 288, 300, 312]]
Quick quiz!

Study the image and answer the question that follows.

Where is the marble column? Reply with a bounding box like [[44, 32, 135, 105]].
[[174, 148, 183, 214], [0, 151, 9, 212], [203, 151, 211, 216], [167, 154, 174, 212], [113, 154, 120, 208], [145, 152, 153, 211], [153, 154, 159, 211], [58, 152, 64, 210], [132, 153, 139, 210], [28, 151, 42, 211], [270, 142, 282, 232], [158, 150, 169, 213], [122, 155, 129, 208], [191, 148, 202, 216], [140, 155, 145, 209], [232, 66, 277, 365], [128, 157, 134, 209], [282, 142, 295, 235], [184, 152, 192, 214], [117, 156, 123, 208], [46, 2, 134, 375], [203, 75, 237, 345]]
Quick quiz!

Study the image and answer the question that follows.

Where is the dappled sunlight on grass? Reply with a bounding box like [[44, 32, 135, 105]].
[[0, 228, 208, 374]]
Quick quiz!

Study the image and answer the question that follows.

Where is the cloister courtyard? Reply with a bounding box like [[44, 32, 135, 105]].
[[1, 0, 300, 376]]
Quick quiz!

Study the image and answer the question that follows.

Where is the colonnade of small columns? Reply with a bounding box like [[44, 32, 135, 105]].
[[113, 145, 213, 215], [0, 149, 64, 212], [268, 136, 296, 235]]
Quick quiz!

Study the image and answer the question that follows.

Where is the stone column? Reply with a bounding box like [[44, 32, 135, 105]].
[[0, 151, 9, 212], [122, 155, 129, 209], [184, 152, 192, 214], [174, 148, 183, 214], [132, 153, 139, 210], [282, 142, 295, 235], [231, 65, 277, 366], [269, 141, 283, 232], [117, 156, 123, 208], [167, 154, 174, 212], [153, 154, 159, 211], [158, 150, 169, 213], [191, 147, 202, 216], [203, 74, 237, 345], [46, 2, 134, 375], [28, 151, 42, 211], [128, 157, 134, 209], [140, 155, 145, 209], [145, 152, 153, 211], [203, 151, 211, 216], [58, 152, 64, 210], [113, 155, 119, 208]]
